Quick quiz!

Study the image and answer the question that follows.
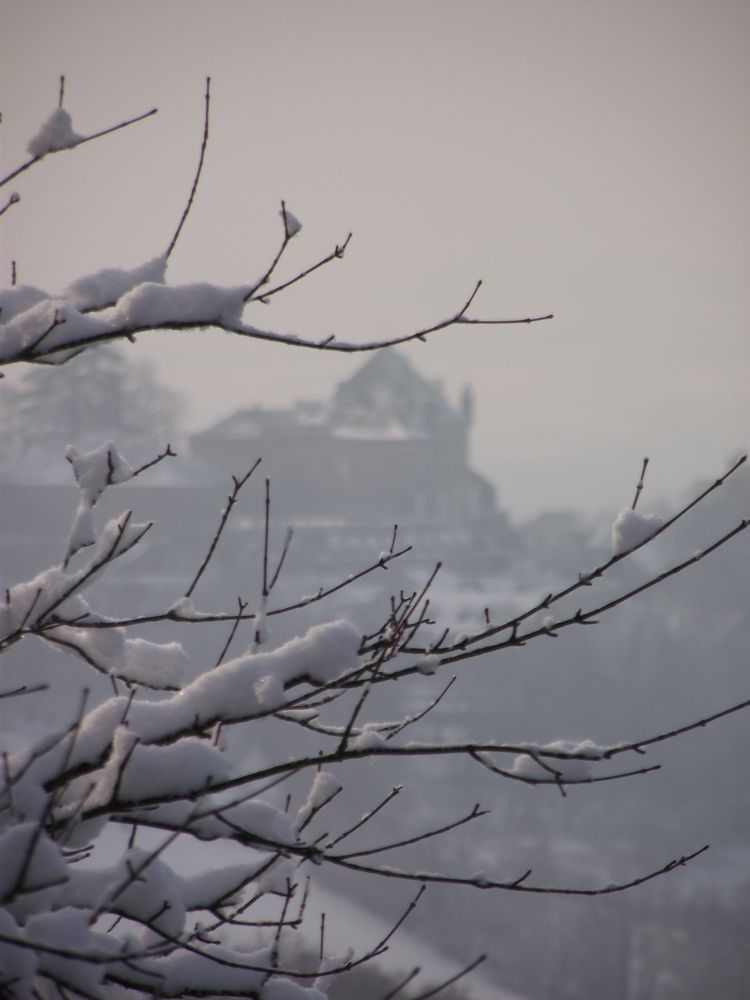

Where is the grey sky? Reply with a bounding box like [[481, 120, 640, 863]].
[[2, 0, 748, 518]]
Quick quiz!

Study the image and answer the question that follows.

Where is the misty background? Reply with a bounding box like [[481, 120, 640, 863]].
[[2, 0, 749, 517], [2, 2, 750, 998]]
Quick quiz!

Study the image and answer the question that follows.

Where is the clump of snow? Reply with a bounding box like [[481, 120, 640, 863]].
[[26, 108, 83, 157], [296, 771, 342, 829], [129, 943, 269, 995], [136, 798, 296, 849], [255, 857, 297, 895], [0, 297, 107, 362], [0, 285, 50, 323], [511, 739, 600, 782], [26, 910, 109, 996], [67, 442, 134, 496], [63, 443, 135, 562], [98, 729, 232, 805], [54, 626, 187, 688], [416, 653, 440, 675], [612, 508, 665, 555], [282, 206, 302, 237], [0, 908, 38, 988], [58, 620, 360, 753], [470, 872, 491, 888], [113, 281, 249, 328], [0, 823, 67, 905], [353, 724, 388, 751], [169, 596, 200, 619], [64, 257, 167, 311], [0, 516, 149, 643]]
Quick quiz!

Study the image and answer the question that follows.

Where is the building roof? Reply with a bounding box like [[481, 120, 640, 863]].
[[193, 350, 462, 444], [331, 350, 459, 438]]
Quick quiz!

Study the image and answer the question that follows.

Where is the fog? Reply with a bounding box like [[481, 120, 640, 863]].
[[2, 2, 750, 997], [2, 0, 749, 517]]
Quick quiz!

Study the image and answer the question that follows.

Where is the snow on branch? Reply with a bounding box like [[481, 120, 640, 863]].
[[0, 275, 554, 369], [3, 442, 749, 996], [0, 78, 551, 373], [1, 100, 157, 190]]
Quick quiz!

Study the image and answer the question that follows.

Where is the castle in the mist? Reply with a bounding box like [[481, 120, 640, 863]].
[[194, 351, 493, 522], [189, 350, 517, 575], [0, 350, 519, 594]]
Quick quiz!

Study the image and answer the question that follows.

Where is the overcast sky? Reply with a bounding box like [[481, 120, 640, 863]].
[[2, 0, 749, 518]]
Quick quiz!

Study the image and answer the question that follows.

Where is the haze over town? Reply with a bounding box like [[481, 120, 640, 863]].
[[2, 6, 750, 996], [2, 0, 748, 517]]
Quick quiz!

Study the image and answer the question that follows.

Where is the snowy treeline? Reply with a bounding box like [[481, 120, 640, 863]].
[[1, 81, 749, 999]]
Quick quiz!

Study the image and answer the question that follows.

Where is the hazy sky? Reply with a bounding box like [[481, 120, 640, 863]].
[[2, 0, 749, 518]]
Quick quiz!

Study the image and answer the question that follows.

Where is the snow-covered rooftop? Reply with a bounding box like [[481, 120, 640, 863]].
[[194, 350, 465, 444]]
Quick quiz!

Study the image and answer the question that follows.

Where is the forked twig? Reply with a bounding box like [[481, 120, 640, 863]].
[[184, 460, 261, 598], [409, 954, 487, 1000], [1, 99, 157, 189]]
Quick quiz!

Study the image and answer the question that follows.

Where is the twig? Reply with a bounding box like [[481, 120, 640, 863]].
[[214, 597, 249, 668], [438, 453, 748, 661], [0, 192, 20, 217], [165, 78, 211, 260], [268, 527, 294, 592], [631, 456, 650, 511], [409, 954, 487, 1000], [604, 694, 750, 761], [326, 785, 403, 849], [130, 444, 176, 479], [251, 232, 353, 303], [0, 284, 554, 366], [262, 478, 271, 598], [327, 844, 710, 897], [380, 966, 421, 1000], [332, 804, 488, 861], [243, 200, 300, 302], [0, 683, 48, 700], [0, 106, 158, 189], [184, 460, 261, 599]]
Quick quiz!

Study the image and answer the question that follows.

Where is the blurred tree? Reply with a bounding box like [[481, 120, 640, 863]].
[[0, 347, 182, 478]]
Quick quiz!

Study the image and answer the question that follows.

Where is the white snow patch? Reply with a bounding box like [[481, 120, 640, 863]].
[[612, 508, 665, 555], [0, 285, 50, 323], [511, 739, 600, 781], [26, 108, 83, 156], [416, 653, 440, 675], [64, 257, 167, 311], [296, 771, 341, 829], [113, 282, 249, 328], [0, 297, 107, 361], [282, 206, 302, 237], [353, 724, 388, 750]]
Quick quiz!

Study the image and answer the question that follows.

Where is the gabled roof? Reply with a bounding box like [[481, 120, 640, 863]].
[[194, 350, 460, 443], [331, 350, 458, 435]]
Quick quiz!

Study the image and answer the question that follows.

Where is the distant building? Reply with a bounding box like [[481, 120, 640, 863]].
[[190, 350, 518, 575], [0, 351, 520, 596]]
